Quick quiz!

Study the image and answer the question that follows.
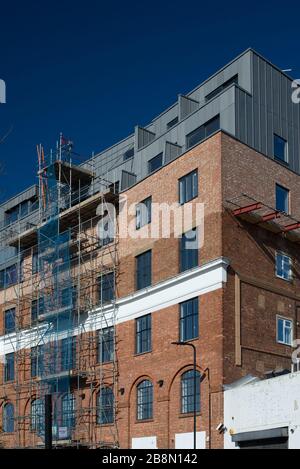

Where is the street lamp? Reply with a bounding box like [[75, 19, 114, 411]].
[[172, 341, 197, 450]]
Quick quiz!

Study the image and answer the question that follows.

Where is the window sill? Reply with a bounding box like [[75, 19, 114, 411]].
[[277, 341, 293, 348], [135, 418, 154, 424], [275, 275, 293, 283], [134, 350, 152, 357], [179, 412, 201, 419], [96, 423, 115, 428]]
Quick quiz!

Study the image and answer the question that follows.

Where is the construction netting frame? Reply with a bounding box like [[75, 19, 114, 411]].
[[36, 162, 75, 443]]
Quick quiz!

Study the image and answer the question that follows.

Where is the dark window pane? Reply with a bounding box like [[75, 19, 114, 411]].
[[136, 196, 152, 229], [148, 153, 163, 174], [123, 147, 134, 161], [181, 370, 201, 414], [136, 251, 152, 290], [61, 337, 76, 372], [167, 117, 179, 130], [98, 327, 114, 363], [5, 352, 15, 382], [179, 170, 198, 204], [137, 380, 153, 420], [4, 308, 15, 334], [274, 134, 288, 162], [97, 388, 114, 424], [180, 228, 198, 272], [31, 399, 44, 432], [205, 75, 238, 101], [276, 184, 289, 213], [136, 314, 151, 354], [3, 403, 14, 433], [180, 298, 199, 341], [61, 393, 76, 428], [98, 272, 115, 304], [186, 116, 220, 150]]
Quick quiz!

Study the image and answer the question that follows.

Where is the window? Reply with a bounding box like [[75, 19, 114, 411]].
[[98, 272, 115, 304], [186, 115, 220, 149], [31, 297, 44, 323], [274, 134, 288, 163], [31, 346, 43, 378], [136, 314, 151, 354], [123, 147, 134, 161], [31, 399, 43, 432], [61, 337, 76, 372], [97, 388, 114, 424], [167, 117, 179, 130], [276, 184, 289, 213], [148, 153, 163, 174], [137, 380, 153, 420], [4, 308, 15, 334], [136, 196, 152, 230], [180, 228, 198, 272], [98, 327, 114, 363], [275, 252, 292, 281], [3, 403, 14, 433], [136, 250, 152, 290], [181, 370, 201, 414], [32, 251, 38, 274], [4, 352, 15, 382], [62, 393, 76, 428], [179, 169, 198, 205], [180, 298, 199, 342], [205, 75, 238, 101], [277, 317, 293, 346], [0, 264, 18, 289]]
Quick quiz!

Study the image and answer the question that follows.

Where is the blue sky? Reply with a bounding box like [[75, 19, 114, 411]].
[[1, 0, 300, 202]]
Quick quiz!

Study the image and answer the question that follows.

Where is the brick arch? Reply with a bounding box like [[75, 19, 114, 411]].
[[167, 364, 206, 448], [126, 374, 155, 448]]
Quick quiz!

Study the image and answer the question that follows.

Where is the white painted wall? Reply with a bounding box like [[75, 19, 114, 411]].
[[175, 431, 206, 449], [132, 436, 157, 449], [224, 372, 300, 449]]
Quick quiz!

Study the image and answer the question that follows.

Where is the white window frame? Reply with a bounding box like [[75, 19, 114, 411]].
[[275, 251, 292, 281], [276, 315, 293, 346]]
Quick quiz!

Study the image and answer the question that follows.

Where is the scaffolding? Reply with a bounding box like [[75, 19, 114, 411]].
[[0, 135, 120, 448]]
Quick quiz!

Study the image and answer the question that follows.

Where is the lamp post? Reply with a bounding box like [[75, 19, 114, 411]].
[[172, 341, 197, 450]]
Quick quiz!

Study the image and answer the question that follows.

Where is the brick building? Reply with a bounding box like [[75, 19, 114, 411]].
[[0, 49, 299, 449]]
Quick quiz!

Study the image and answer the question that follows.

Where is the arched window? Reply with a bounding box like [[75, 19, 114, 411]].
[[31, 399, 44, 432], [3, 403, 14, 433], [97, 388, 114, 424], [61, 393, 76, 428], [137, 380, 153, 421], [181, 370, 201, 414]]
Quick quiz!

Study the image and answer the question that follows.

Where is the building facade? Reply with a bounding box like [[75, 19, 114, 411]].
[[0, 49, 299, 449]]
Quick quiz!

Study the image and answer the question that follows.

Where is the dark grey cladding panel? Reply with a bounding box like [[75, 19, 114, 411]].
[[1, 185, 38, 213], [179, 95, 199, 120], [235, 50, 300, 174], [164, 142, 182, 164], [135, 126, 156, 150], [121, 170, 137, 191]]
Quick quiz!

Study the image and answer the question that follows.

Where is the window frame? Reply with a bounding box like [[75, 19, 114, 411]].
[[136, 196, 152, 230], [186, 115, 220, 150], [275, 183, 290, 214], [179, 169, 198, 205], [136, 250, 152, 291], [3, 403, 14, 433], [181, 370, 201, 414], [276, 315, 293, 346], [4, 352, 15, 382], [98, 271, 115, 305], [180, 228, 198, 272], [135, 314, 152, 355], [275, 251, 292, 282], [148, 153, 163, 174], [136, 380, 153, 421], [97, 387, 114, 425], [179, 297, 199, 342], [274, 134, 288, 164], [98, 326, 114, 364], [4, 307, 16, 334]]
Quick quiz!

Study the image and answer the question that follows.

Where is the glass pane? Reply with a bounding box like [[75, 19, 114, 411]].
[[274, 134, 287, 162], [276, 185, 289, 213]]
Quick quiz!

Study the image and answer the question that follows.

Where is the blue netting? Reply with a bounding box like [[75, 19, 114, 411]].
[[36, 163, 75, 442]]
